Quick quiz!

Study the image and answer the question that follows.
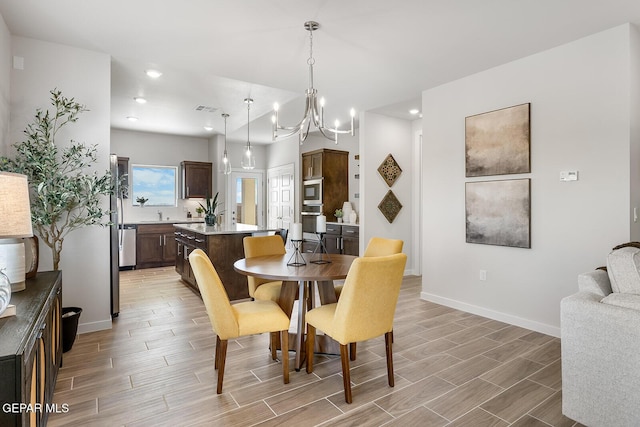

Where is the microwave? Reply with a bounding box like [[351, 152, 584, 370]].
[[303, 179, 323, 205]]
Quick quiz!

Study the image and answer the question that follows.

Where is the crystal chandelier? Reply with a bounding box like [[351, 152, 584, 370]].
[[271, 21, 355, 144], [241, 98, 256, 170], [219, 113, 231, 175]]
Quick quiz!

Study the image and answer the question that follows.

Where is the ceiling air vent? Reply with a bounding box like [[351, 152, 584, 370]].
[[194, 105, 218, 113]]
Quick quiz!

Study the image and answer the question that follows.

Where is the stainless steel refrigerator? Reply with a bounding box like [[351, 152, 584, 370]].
[[109, 154, 124, 317]]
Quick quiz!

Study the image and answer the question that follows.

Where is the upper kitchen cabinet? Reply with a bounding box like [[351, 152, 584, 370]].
[[301, 149, 348, 220], [181, 161, 212, 199], [302, 150, 323, 179]]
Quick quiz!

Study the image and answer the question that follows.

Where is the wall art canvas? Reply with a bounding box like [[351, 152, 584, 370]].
[[465, 178, 530, 248], [465, 103, 530, 177]]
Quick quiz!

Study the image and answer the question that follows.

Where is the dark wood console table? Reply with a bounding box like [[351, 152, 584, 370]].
[[0, 271, 63, 427]]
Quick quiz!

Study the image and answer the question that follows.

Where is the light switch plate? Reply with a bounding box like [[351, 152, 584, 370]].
[[560, 170, 578, 181]]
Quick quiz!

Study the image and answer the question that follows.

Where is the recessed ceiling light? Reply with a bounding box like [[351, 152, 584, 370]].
[[134, 97, 147, 104], [409, 109, 420, 115], [126, 116, 139, 122], [145, 69, 162, 78], [204, 126, 214, 131]]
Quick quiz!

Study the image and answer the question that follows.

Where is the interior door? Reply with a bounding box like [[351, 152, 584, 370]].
[[267, 164, 295, 232], [228, 171, 264, 226]]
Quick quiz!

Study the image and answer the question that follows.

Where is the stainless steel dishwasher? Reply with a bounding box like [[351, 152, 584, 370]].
[[119, 224, 137, 269]]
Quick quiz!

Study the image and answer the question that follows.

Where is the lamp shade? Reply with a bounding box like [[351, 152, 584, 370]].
[[0, 172, 33, 238]]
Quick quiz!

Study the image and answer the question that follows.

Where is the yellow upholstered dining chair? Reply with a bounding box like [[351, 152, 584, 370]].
[[189, 249, 290, 394], [306, 253, 407, 403], [334, 237, 404, 299], [243, 235, 286, 302]]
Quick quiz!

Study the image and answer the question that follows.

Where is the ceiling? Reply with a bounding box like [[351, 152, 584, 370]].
[[2, 0, 640, 145]]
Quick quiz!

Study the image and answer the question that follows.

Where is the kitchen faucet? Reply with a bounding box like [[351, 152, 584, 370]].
[[157, 210, 163, 221]]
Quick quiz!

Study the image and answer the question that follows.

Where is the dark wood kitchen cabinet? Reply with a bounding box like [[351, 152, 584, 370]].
[[302, 151, 323, 179], [304, 223, 359, 255], [0, 271, 62, 427], [301, 149, 348, 222], [136, 224, 176, 268], [341, 225, 360, 255], [181, 161, 212, 199], [303, 224, 359, 256], [174, 227, 251, 301]]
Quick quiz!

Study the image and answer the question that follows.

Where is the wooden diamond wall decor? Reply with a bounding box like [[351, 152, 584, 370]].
[[377, 154, 402, 187], [378, 190, 403, 223]]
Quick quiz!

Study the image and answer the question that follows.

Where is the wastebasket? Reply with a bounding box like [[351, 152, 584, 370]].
[[62, 307, 82, 352]]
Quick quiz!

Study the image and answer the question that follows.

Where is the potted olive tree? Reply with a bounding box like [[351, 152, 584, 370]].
[[0, 89, 112, 351]]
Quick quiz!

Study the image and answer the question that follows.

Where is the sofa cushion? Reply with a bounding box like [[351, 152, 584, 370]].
[[606, 247, 640, 294], [601, 292, 640, 311], [578, 270, 612, 297]]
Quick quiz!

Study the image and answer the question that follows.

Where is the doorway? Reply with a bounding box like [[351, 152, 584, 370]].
[[227, 171, 264, 226]]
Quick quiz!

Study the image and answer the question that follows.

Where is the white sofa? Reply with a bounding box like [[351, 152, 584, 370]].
[[561, 249, 640, 427]]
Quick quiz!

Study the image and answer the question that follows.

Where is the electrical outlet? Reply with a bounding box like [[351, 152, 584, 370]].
[[479, 270, 487, 281]]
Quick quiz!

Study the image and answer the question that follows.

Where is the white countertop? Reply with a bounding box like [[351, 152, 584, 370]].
[[174, 223, 278, 235], [126, 218, 205, 226], [327, 221, 359, 226]]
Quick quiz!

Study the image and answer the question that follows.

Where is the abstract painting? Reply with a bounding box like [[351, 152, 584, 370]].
[[465, 103, 530, 177], [465, 179, 530, 248]]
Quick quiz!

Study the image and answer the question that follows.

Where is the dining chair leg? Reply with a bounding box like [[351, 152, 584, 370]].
[[349, 342, 357, 361], [215, 336, 221, 370], [340, 344, 353, 404], [270, 332, 278, 360], [216, 339, 228, 394], [385, 331, 394, 387], [306, 324, 316, 373], [281, 330, 290, 384]]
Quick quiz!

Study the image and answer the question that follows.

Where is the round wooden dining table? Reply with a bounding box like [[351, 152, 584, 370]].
[[234, 252, 356, 370]]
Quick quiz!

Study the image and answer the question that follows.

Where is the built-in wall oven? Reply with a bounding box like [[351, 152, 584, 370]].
[[303, 178, 323, 205], [301, 204, 322, 240]]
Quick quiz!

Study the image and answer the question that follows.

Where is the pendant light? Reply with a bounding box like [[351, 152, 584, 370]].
[[219, 113, 232, 175], [241, 98, 256, 170]]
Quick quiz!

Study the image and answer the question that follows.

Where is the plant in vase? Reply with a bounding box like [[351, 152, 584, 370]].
[[335, 209, 344, 223], [200, 192, 219, 226], [0, 89, 112, 271], [195, 206, 204, 218], [136, 196, 148, 207]]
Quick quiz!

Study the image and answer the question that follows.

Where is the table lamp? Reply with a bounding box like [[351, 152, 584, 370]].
[[0, 172, 34, 303]]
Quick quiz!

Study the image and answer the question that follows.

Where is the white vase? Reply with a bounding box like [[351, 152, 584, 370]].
[[349, 210, 357, 225], [342, 202, 352, 223]]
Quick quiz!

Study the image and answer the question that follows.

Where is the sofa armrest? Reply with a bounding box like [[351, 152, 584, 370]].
[[561, 292, 640, 426], [577, 269, 612, 297]]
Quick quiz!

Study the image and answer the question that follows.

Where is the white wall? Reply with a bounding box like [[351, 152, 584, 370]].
[[360, 112, 415, 274], [0, 14, 10, 151], [111, 128, 211, 222], [630, 25, 640, 241], [9, 36, 111, 333], [421, 24, 638, 336]]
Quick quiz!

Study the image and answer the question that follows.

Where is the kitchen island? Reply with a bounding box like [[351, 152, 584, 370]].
[[174, 223, 278, 300]]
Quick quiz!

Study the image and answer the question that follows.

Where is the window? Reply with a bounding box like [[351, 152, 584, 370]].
[[131, 164, 177, 207]]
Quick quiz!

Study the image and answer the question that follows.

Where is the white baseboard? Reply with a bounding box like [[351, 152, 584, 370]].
[[78, 319, 112, 334], [420, 291, 560, 338]]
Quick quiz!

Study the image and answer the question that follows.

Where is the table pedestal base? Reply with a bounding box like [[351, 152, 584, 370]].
[[273, 333, 341, 371]]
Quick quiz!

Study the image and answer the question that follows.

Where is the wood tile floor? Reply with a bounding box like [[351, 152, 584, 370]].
[[49, 267, 582, 427]]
